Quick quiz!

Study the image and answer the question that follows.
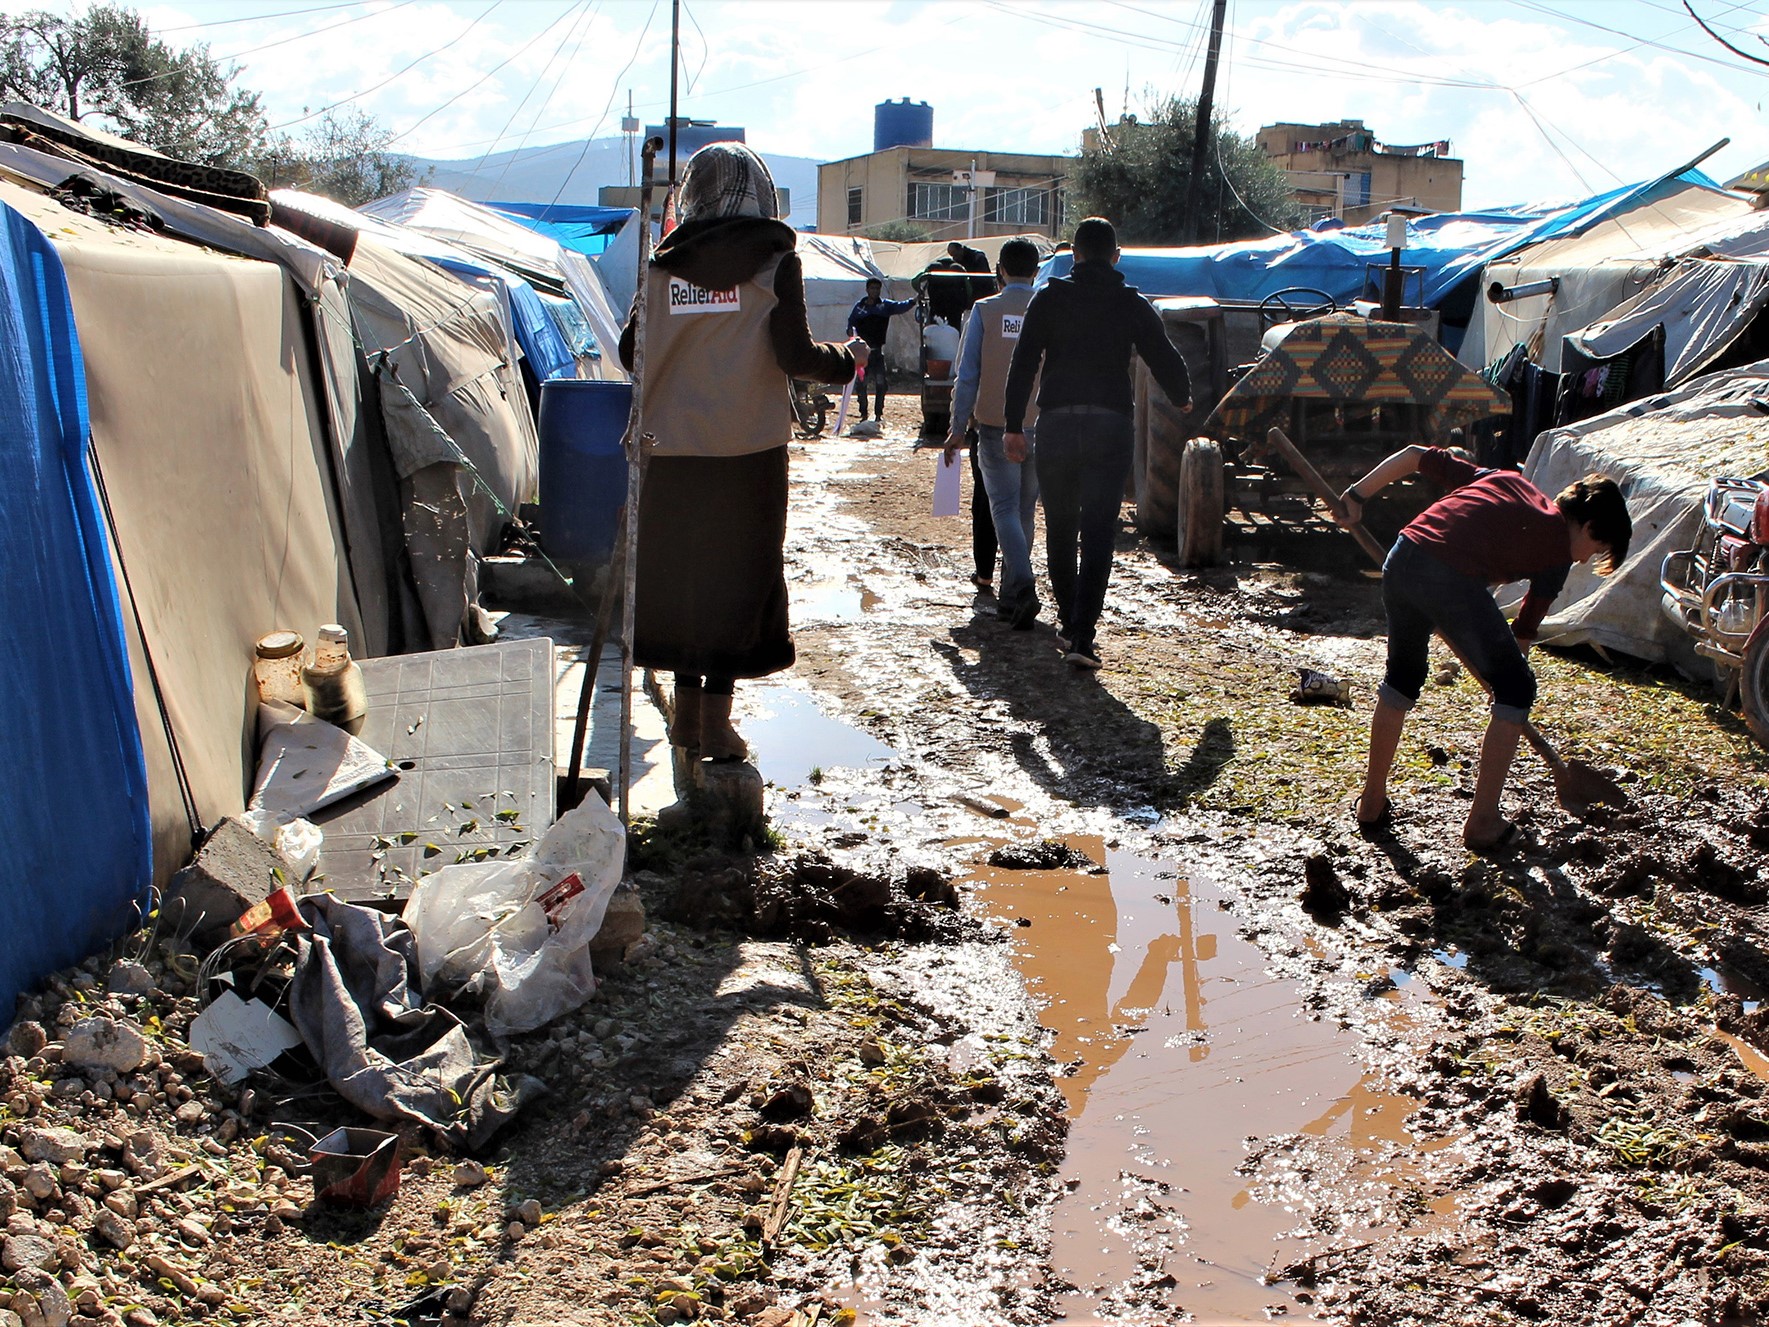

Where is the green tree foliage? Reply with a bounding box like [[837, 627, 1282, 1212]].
[[1070, 94, 1304, 246], [259, 108, 427, 207], [863, 220, 934, 244], [0, 4, 267, 167]]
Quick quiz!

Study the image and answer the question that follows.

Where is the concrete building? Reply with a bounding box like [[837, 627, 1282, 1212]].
[[817, 146, 1071, 242], [1257, 119, 1462, 224]]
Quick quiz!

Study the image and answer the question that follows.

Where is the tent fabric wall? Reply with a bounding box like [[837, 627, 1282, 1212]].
[[343, 239, 541, 648], [0, 140, 396, 657], [1513, 362, 1769, 663], [0, 201, 151, 1021], [1464, 179, 1756, 374], [0, 182, 363, 884]]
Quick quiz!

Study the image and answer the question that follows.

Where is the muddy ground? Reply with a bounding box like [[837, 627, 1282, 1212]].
[[6, 393, 1769, 1327]]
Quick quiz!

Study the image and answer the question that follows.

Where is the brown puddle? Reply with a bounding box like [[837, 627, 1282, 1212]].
[[972, 838, 1428, 1322], [1715, 1028, 1769, 1082]]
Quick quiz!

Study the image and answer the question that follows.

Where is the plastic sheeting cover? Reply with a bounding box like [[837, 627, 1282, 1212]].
[[0, 201, 151, 1024], [1515, 361, 1769, 662]]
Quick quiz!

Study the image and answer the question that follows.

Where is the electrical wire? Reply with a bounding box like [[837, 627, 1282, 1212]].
[[546, 0, 662, 210], [267, 0, 507, 132], [386, 1, 584, 148], [117, 0, 421, 92], [479, 2, 603, 194], [158, 2, 366, 33], [680, 0, 709, 97]]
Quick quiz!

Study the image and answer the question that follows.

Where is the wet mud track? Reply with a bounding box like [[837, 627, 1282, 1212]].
[[754, 403, 1769, 1325]]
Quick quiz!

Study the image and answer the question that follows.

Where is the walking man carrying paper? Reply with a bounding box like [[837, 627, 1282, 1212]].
[[1003, 217, 1193, 670]]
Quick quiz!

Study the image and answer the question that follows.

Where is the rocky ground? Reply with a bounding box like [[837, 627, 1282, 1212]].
[[6, 393, 1769, 1327]]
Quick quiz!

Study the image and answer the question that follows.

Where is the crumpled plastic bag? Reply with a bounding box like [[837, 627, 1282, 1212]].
[[236, 808, 324, 882], [401, 795, 625, 1038]]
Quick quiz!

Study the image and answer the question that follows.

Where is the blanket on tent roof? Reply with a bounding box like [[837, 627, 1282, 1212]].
[[1205, 313, 1510, 443]]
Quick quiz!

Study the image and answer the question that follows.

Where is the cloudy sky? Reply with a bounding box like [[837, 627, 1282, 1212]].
[[14, 0, 1769, 210]]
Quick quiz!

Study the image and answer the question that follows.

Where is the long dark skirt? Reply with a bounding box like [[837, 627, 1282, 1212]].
[[633, 446, 794, 679]]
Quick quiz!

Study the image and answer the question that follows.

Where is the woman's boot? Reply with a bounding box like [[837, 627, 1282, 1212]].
[[699, 691, 749, 761], [670, 681, 703, 748]]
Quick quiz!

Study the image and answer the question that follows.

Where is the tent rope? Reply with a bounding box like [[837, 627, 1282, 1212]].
[[89, 441, 205, 853]]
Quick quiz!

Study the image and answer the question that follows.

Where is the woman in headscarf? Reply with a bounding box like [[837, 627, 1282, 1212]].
[[619, 143, 863, 760]]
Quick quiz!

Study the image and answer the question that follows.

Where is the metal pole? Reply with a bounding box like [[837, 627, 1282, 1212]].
[[617, 136, 665, 829], [967, 156, 977, 240], [667, 0, 680, 189]]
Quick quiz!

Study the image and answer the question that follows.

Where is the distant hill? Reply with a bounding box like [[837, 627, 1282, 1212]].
[[403, 136, 822, 228]]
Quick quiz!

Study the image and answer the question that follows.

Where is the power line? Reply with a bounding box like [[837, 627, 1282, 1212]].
[[547, 0, 662, 210], [386, 1, 583, 148], [119, 0, 420, 91], [159, 2, 366, 33], [481, 2, 603, 193], [268, 0, 507, 132]]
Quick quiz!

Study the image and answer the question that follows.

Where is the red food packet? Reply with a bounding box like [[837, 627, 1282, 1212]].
[[230, 885, 308, 939], [536, 872, 585, 929]]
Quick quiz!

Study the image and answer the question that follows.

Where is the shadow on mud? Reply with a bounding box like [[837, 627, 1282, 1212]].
[[933, 614, 1169, 808]]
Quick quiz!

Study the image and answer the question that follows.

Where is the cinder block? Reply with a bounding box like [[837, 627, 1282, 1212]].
[[163, 816, 286, 944]]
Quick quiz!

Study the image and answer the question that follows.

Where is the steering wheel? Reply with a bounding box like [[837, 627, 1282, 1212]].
[[1258, 287, 1338, 331]]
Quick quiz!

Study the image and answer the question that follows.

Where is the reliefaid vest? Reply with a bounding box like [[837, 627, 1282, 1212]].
[[972, 284, 1038, 430], [639, 252, 787, 458]]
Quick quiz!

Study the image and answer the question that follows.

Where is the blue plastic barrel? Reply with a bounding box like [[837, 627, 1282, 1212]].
[[537, 379, 631, 563]]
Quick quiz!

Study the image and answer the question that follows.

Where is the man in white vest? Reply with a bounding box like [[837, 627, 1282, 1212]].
[[945, 239, 1044, 629]]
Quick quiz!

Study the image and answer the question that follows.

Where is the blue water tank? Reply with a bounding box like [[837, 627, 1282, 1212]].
[[874, 98, 933, 152], [538, 380, 631, 564]]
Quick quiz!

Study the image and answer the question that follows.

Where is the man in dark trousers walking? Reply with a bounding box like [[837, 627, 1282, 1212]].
[[844, 277, 914, 426], [1003, 216, 1193, 670]]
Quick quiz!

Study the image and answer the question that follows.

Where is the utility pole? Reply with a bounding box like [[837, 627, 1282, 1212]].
[[1185, 0, 1228, 245], [665, 0, 679, 189]]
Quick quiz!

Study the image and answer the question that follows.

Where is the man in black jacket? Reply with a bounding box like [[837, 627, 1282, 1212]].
[[1003, 216, 1192, 670]]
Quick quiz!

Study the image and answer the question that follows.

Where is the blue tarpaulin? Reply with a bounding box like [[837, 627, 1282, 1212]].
[[426, 255, 579, 385], [487, 201, 633, 257], [0, 201, 151, 1022], [1037, 172, 1723, 328]]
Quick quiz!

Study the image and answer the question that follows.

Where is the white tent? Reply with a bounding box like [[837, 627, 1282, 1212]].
[[362, 187, 627, 382], [1464, 179, 1759, 374], [1512, 361, 1769, 665], [1564, 212, 1769, 388]]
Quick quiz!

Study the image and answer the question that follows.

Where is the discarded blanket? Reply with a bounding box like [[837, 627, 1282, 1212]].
[[287, 894, 539, 1149]]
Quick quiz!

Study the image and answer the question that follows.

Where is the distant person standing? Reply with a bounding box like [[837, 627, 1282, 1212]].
[[948, 239, 997, 306], [1003, 216, 1193, 670], [844, 277, 914, 427], [947, 238, 1044, 627]]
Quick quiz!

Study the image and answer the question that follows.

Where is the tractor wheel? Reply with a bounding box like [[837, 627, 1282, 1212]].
[[1175, 438, 1225, 567], [1742, 628, 1769, 747]]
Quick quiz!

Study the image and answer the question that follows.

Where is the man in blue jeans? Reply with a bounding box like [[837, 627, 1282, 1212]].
[[945, 239, 1045, 627], [1003, 217, 1193, 669]]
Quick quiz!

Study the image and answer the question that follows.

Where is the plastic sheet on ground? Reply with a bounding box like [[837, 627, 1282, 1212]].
[[287, 894, 537, 1148], [403, 795, 625, 1039]]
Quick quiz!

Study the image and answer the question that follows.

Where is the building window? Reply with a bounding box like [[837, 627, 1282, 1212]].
[[983, 185, 1052, 228], [847, 187, 862, 227], [1349, 172, 1372, 208], [909, 182, 968, 221]]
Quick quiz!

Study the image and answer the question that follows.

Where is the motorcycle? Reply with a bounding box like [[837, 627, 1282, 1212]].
[[791, 379, 831, 440], [1659, 473, 1769, 744]]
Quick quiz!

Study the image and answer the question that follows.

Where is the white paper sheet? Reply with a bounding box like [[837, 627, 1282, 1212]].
[[933, 451, 963, 517]]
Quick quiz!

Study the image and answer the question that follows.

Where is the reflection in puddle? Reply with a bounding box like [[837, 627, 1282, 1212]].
[[1701, 966, 1765, 1014], [793, 575, 879, 623], [973, 844, 1421, 1322], [741, 681, 894, 791], [1716, 1028, 1769, 1082]]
